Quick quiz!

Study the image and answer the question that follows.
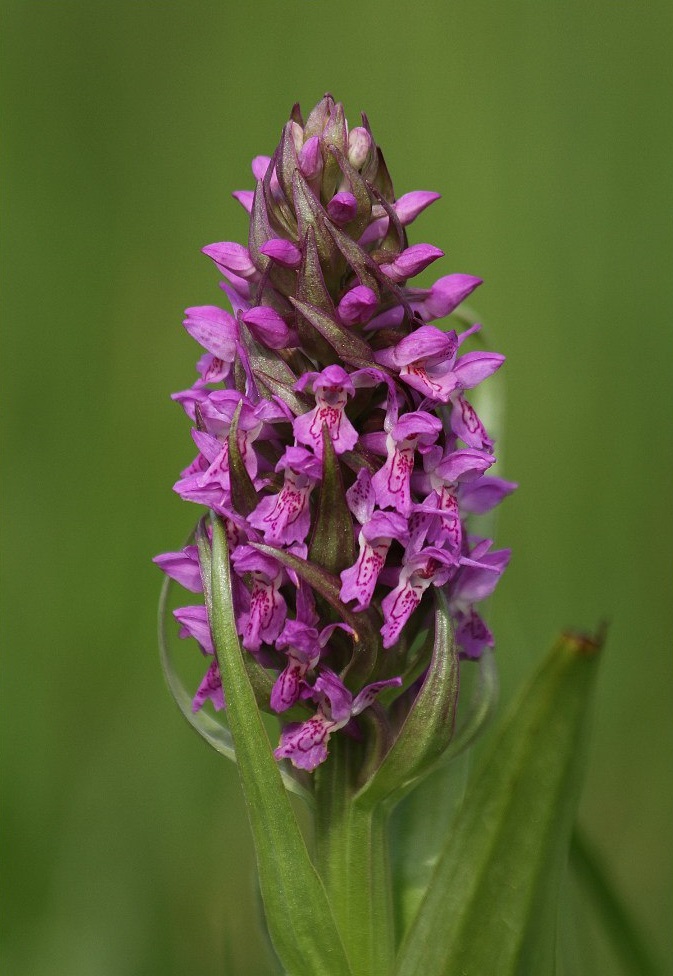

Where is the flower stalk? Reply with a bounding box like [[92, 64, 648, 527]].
[[314, 738, 395, 976]]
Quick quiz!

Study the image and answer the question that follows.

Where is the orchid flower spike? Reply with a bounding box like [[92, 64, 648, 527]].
[[155, 94, 515, 774]]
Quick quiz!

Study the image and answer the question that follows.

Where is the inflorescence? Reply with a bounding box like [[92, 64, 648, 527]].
[[155, 95, 515, 772]]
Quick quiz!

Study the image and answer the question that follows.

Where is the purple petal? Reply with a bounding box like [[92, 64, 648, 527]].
[[361, 510, 409, 543], [174, 605, 213, 654], [195, 353, 230, 385], [153, 546, 202, 593], [451, 351, 505, 391], [432, 448, 496, 485], [276, 619, 321, 657], [276, 445, 322, 480], [192, 660, 225, 712], [252, 155, 272, 180], [313, 669, 353, 723], [202, 242, 257, 279], [259, 238, 302, 269], [391, 411, 443, 443], [359, 216, 389, 246], [452, 548, 511, 605], [327, 192, 358, 225], [248, 474, 313, 545], [413, 274, 482, 321], [274, 715, 334, 770], [183, 305, 239, 361], [351, 676, 402, 715], [337, 285, 378, 326], [299, 136, 322, 179], [340, 537, 392, 610], [380, 244, 444, 283], [242, 306, 291, 348], [238, 577, 287, 652], [450, 394, 493, 450], [460, 477, 517, 514], [270, 654, 309, 712], [392, 325, 458, 367], [394, 191, 441, 225], [232, 190, 254, 213], [454, 609, 494, 659], [346, 469, 376, 524]]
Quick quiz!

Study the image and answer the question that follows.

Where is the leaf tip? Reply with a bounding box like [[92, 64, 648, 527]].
[[559, 623, 607, 658]]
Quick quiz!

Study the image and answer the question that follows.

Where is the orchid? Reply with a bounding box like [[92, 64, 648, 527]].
[[155, 96, 612, 976]]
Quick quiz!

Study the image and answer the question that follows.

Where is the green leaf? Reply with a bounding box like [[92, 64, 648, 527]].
[[324, 221, 380, 296], [355, 590, 460, 807], [248, 178, 296, 297], [320, 100, 347, 198], [326, 145, 372, 240], [297, 225, 336, 314], [308, 425, 356, 576], [395, 631, 603, 976], [368, 183, 407, 255], [292, 169, 342, 276], [370, 146, 395, 202], [227, 400, 258, 517], [289, 296, 378, 369], [569, 827, 664, 976], [303, 94, 333, 140], [275, 121, 301, 206], [240, 327, 309, 415], [203, 515, 354, 976]]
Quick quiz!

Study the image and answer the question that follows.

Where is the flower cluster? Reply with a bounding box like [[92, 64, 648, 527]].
[[155, 95, 515, 772]]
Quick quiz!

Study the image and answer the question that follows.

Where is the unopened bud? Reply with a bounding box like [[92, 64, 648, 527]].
[[347, 126, 372, 169]]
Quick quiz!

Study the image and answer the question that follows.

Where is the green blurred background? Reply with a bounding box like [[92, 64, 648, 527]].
[[2, 1, 672, 973]]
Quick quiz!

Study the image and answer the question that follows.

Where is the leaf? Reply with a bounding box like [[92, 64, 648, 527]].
[[326, 144, 372, 240], [367, 183, 407, 255], [295, 228, 340, 364], [371, 146, 395, 202], [394, 631, 603, 976], [275, 121, 301, 206], [320, 100, 347, 198], [248, 178, 296, 297], [240, 325, 307, 415], [227, 400, 258, 517], [569, 827, 664, 976], [303, 94, 334, 138], [324, 221, 380, 296], [308, 425, 356, 576], [289, 297, 378, 369], [203, 515, 354, 976], [292, 169, 343, 276], [297, 225, 336, 314], [355, 590, 460, 807]]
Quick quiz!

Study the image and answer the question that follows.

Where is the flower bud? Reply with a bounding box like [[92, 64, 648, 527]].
[[347, 125, 372, 168]]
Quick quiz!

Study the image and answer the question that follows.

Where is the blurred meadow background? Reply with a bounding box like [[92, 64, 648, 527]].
[[2, 1, 672, 973]]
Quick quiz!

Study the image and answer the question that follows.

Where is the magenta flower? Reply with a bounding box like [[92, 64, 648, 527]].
[[248, 446, 321, 545], [274, 669, 402, 771], [156, 95, 515, 772]]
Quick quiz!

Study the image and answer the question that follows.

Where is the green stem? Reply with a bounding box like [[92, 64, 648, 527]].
[[314, 737, 394, 976], [570, 827, 663, 976]]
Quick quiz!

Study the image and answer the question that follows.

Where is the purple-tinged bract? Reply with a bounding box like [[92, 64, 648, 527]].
[[156, 95, 515, 772]]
